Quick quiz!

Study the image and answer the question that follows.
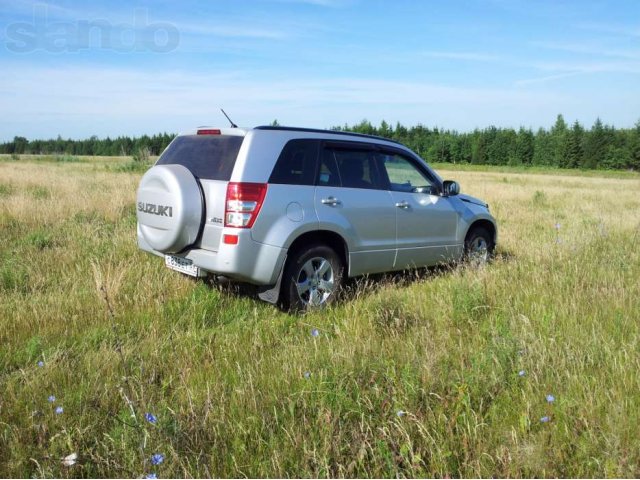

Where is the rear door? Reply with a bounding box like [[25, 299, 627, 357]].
[[377, 150, 459, 267], [155, 131, 244, 251], [314, 142, 396, 276]]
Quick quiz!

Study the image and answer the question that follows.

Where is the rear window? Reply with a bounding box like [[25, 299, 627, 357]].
[[156, 135, 243, 180]]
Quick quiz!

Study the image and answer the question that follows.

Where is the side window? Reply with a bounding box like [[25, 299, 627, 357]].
[[318, 148, 341, 186], [318, 146, 383, 190], [269, 139, 318, 185], [380, 153, 437, 194]]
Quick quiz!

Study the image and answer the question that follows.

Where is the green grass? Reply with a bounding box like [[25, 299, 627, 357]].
[[430, 161, 640, 179], [0, 182, 13, 197], [110, 160, 152, 173], [0, 154, 157, 172], [54, 154, 82, 163], [0, 157, 639, 477]]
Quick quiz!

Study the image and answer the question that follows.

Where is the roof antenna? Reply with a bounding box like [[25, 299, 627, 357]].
[[220, 108, 238, 128]]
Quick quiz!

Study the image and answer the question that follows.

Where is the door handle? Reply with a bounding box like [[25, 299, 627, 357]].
[[321, 196, 341, 206], [395, 200, 410, 209]]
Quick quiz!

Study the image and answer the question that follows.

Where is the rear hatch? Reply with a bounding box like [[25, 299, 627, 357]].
[[155, 130, 245, 251]]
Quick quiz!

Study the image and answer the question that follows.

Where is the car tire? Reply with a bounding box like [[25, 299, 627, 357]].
[[464, 226, 495, 265], [281, 244, 343, 312]]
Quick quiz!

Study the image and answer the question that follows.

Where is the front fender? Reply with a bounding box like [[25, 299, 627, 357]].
[[450, 196, 497, 244]]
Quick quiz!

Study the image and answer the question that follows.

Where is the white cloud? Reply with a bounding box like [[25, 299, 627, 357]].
[[575, 21, 640, 38], [258, 0, 354, 7], [0, 63, 582, 139], [0, 2, 293, 41], [529, 60, 640, 75], [0, 64, 561, 111], [514, 71, 583, 86], [0, 0, 75, 17], [176, 22, 288, 39], [530, 40, 640, 61], [421, 51, 502, 62]]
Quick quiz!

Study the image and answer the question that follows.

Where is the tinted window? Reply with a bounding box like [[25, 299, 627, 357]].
[[318, 147, 383, 189], [156, 135, 243, 181], [317, 148, 341, 186], [269, 139, 319, 185]]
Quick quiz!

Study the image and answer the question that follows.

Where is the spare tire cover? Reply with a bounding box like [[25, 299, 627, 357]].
[[136, 164, 203, 253]]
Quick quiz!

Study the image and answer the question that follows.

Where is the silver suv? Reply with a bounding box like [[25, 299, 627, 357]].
[[136, 126, 497, 310]]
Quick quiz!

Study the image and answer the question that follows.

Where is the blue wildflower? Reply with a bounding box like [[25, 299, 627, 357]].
[[396, 410, 405, 417], [546, 394, 555, 403], [518, 370, 526, 377], [150, 453, 164, 466], [144, 474, 158, 479], [303, 371, 311, 379], [37, 361, 44, 367], [48, 395, 56, 403], [554, 223, 561, 230], [311, 328, 320, 337], [540, 416, 550, 423], [55, 406, 64, 415], [145, 412, 157, 424]]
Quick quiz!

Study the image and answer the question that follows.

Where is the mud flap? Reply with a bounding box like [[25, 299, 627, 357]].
[[257, 254, 287, 304]]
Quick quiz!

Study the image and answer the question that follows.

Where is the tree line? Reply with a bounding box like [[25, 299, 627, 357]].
[[2, 115, 639, 170], [334, 115, 640, 170], [1, 133, 175, 157]]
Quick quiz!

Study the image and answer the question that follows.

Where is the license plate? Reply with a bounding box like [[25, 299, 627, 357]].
[[165, 255, 200, 277]]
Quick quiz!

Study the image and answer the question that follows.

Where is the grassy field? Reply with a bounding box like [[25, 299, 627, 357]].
[[1, 154, 639, 478]]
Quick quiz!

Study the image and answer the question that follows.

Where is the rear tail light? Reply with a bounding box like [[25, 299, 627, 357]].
[[197, 129, 221, 135], [225, 182, 268, 228]]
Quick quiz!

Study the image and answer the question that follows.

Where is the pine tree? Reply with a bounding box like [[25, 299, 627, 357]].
[[532, 128, 553, 166], [629, 120, 640, 170], [550, 114, 568, 167], [394, 122, 408, 142], [379, 120, 392, 138], [471, 131, 486, 164], [583, 118, 607, 169], [514, 127, 534, 165], [565, 121, 584, 168]]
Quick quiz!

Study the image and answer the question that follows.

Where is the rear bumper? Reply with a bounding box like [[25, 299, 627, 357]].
[[138, 226, 287, 285]]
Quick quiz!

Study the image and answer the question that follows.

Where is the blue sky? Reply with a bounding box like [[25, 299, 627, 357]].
[[1, 0, 639, 140]]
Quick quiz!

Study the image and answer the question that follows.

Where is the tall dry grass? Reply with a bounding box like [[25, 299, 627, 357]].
[[0, 155, 639, 477]]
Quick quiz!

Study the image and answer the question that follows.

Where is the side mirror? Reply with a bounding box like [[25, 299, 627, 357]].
[[443, 180, 460, 196]]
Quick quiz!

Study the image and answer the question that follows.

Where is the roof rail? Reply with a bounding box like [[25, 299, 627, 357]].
[[254, 125, 402, 144]]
